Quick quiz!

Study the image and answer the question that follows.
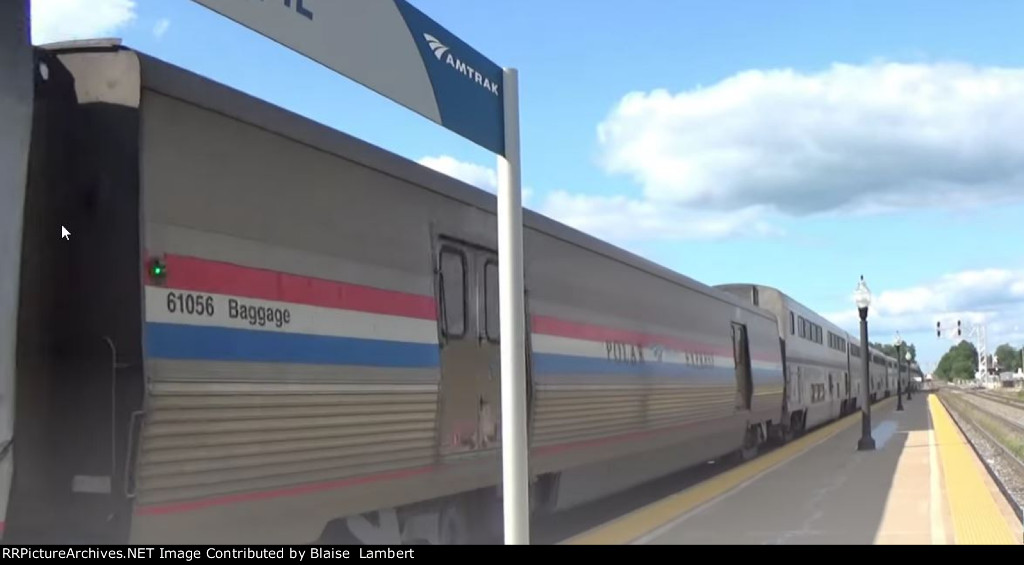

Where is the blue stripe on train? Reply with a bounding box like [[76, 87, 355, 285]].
[[531, 352, 783, 381], [145, 323, 441, 368]]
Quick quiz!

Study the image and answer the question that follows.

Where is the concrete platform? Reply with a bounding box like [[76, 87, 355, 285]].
[[564, 392, 1022, 545]]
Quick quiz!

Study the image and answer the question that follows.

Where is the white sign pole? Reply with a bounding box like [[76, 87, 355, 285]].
[[496, 67, 529, 545]]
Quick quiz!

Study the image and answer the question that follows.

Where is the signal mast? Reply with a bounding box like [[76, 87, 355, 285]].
[[936, 318, 989, 380]]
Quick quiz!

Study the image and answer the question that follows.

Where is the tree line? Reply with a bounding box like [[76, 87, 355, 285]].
[[869, 341, 917, 364], [932, 340, 1024, 381]]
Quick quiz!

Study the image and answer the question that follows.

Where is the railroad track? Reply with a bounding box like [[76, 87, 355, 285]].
[[975, 390, 1024, 411]]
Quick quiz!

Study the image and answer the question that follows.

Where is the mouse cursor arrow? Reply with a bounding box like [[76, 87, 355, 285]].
[[61, 226, 70, 240]]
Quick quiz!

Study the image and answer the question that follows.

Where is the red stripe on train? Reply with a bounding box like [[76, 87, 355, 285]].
[[151, 254, 437, 321], [532, 315, 780, 363], [144, 254, 779, 363]]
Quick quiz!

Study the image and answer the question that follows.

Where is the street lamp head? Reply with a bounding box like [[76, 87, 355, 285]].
[[905, 351, 911, 361], [854, 275, 871, 310], [893, 331, 903, 347]]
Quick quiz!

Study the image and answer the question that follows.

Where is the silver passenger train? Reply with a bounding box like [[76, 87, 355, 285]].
[[4, 41, 909, 545]]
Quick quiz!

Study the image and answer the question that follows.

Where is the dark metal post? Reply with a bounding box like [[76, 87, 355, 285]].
[[895, 345, 904, 411], [858, 306, 875, 451]]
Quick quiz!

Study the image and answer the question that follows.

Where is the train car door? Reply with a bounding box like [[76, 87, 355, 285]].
[[476, 251, 503, 453], [434, 239, 510, 456], [844, 371, 851, 414], [828, 373, 837, 419], [730, 323, 753, 412]]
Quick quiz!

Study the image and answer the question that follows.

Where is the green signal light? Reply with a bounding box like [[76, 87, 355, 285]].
[[149, 258, 167, 278]]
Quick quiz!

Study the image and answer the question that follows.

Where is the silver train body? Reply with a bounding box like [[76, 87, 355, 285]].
[[6, 42, 896, 545], [716, 285, 904, 440]]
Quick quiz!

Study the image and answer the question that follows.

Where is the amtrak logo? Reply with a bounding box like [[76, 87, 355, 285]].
[[422, 33, 500, 96], [424, 34, 449, 59]]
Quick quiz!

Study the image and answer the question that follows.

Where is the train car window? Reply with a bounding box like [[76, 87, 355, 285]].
[[439, 248, 466, 338], [789, 312, 795, 335], [484, 260, 500, 341]]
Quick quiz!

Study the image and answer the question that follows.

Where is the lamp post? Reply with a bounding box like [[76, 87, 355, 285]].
[[893, 333, 904, 412], [855, 276, 876, 451], [905, 351, 913, 400]]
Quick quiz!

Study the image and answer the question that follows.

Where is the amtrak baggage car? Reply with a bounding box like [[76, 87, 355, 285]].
[[8, 42, 784, 544]]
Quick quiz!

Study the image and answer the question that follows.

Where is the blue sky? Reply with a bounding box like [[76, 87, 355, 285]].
[[30, 0, 1024, 371]]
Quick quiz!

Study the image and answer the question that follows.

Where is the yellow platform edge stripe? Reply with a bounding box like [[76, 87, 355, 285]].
[[928, 394, 1020, 545], [563, 397, 895, 545]]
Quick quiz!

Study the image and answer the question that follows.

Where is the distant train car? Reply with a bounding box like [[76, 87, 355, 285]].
[[845, 337, 866, 410], [908, 364, 923, 392], [866, 349, 888, 402], [884, 356, 896, 398], [714, 285, 856, 440], [8, 41, 785, 545]]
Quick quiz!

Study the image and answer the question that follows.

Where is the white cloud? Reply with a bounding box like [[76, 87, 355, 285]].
[[540, 192, 782, 242], [418, 155, 497, 193], [30, 0, 137, 45], [421, 61, 1024, 243], [153, 18, 170, 40], [416, 155, 782, 245], [417, 155, 533, 204], [426, 61, 1024, 243], [822, 268, 1024, 361], [596, 61, 1024, 220]]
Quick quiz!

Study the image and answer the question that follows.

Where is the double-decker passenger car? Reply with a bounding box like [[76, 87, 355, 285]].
[[715, 285, 862, 440]]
